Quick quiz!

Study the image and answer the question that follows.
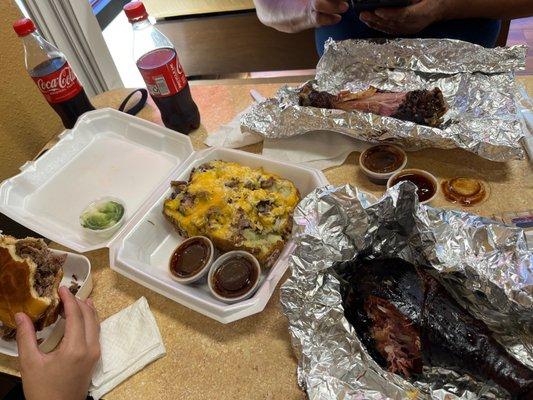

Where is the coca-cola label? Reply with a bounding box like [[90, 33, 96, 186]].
[[138, 51, 187, 98], [32, 62, 82, 104]]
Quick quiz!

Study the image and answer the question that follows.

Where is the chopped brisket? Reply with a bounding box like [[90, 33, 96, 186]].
[[196, 163, 215, 173], [206, 207, 223, 229], [234, 209, 252, 230], [257, 200, 273, 214], [15, 238, 65, 297], [170, 181, 188, 196], [178, 192, 196, 214], [69, 274, 80, 295], [225, 178, 240, 188], [260, 177, 275, 189], [244, 180, 257, 190]]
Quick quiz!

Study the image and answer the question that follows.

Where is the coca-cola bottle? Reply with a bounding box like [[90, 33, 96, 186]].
[[124, 1, 200, 134], [12, 18, 95, 130]]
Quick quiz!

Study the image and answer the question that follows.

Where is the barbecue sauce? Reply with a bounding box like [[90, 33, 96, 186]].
[[170, 238, 210, 278], [362, 145, 405, 173], [441, 177, 486, 206], [212, 256, 258, 298], [390, 173, 436, 203]]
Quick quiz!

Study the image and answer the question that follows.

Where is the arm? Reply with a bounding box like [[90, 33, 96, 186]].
[[360, 0, 533, 36], [253, 0, 348, 33]]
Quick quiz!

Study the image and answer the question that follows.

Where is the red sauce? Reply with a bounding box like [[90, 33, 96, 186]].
[[391, 173, 436, 203], [212, 256, 258, 298], [170, 238, 210, 278]]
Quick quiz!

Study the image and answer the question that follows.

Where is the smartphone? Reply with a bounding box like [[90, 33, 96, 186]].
[[350, 0, 412, 11]]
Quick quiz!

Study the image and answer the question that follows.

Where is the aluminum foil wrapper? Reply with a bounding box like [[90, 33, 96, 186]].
[[280, 182, 532, 399], [241, 39, 527, 162]]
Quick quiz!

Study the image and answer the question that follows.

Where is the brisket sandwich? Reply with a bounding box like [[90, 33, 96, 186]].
[[0, 236, 65, 340]]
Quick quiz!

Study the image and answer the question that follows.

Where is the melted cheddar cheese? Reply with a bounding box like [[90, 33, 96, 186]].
[[163, 161, 300, 266]]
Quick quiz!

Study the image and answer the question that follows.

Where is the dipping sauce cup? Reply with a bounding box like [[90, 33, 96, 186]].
[[169, 236, 214, 284], [208, 251, 261, 304], [387, 168, 438, 204], [359, 144, 407, 185]]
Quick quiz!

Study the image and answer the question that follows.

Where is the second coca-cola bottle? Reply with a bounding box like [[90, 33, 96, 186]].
[[124, 1, 200, 134], [13, 18, 95, 129]]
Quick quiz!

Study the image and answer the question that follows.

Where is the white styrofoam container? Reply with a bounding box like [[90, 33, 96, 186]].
[[0, 109, 328, 323], [0, 108, 194, 253], [0, 250, 92, 356], [109, 147, 328, 323]]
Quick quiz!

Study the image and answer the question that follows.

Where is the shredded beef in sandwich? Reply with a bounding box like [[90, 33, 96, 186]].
[[1, 238, 66, 341], [15, 238, 65, 297], [69, 274, 81, 295]]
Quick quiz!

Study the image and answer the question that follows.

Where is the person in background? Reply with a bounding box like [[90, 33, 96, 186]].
[[254, 0, 533, 55], [8, 287, 100, 400]]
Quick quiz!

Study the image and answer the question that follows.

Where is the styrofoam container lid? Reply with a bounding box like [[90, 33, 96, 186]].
[[0, 109, 194, 253]]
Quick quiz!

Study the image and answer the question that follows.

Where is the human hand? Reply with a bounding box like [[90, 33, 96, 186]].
[[16, 287, 101, 400], [306, 0, 350, 28], [359, 0, 447, 35], [254, 0, 349, 33]]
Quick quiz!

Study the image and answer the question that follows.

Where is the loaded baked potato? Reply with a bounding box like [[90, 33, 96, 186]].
[[163, 161, 300, 267]]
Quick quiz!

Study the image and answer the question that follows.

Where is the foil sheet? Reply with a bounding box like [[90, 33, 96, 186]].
[[280, 182, 532, 399], [241, 39, 528, 162]]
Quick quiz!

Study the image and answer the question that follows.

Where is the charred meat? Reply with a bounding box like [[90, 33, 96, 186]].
[[298, 84, 448, 127], [340, 257, 533, 399]]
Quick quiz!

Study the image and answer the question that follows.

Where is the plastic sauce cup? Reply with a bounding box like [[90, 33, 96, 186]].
[[208, 251, 261, 304]]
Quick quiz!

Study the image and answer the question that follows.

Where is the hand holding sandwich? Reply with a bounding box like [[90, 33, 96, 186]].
[[16, 287, 101, 400]]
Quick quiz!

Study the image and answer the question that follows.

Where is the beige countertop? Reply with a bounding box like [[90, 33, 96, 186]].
[[142, 0, 254, 19], [0, 77, 532, 400]]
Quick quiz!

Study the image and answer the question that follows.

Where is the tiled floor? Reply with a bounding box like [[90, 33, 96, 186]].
[[507, 17, 533, 74]]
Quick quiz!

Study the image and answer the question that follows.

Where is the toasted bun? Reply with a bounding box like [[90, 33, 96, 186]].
[[0, 236, 63, 330]]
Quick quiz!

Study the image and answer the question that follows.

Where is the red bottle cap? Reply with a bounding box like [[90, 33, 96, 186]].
[[124, 2, 149, 23], [13, 18, 36, 37]]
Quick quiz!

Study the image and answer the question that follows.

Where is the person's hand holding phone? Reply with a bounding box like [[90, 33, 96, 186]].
[[16, 287, 101, 400], [306, 0, 350, 28], [359, 0, 447, 35], [254, 0, 349, 33]]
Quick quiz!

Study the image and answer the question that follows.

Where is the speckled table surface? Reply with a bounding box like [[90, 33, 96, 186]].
[[0, 77, 532, 400]]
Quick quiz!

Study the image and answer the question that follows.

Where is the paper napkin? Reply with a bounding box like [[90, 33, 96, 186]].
[[204, 103, 368, 170], [89, 297, 166, 400], [204, 105, 263, 148], [262, 131, 369, 170]]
